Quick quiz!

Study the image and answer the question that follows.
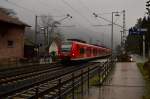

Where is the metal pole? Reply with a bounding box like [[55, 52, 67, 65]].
[[111, 12, 114, 52], [143, 35, 146, 59], [35, 16, 38, 57], [81, 69, 83, 96], [99, 65, 101, 85], [120, 31, 123, 47], [58, 79, 61, 99], [47, 27, 50, 47], [35, 15, 38, 45], [87, 67, 90, 93], [50, 22, 55, 40], [72, 73, 74, 99], [122, 10, 126, 51], [35, 86, 39, 99]]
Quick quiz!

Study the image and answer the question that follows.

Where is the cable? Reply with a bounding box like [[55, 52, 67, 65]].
[[37, 0, 66, 17], [94, 13, 124, 28], [76, 0, 125, 29], [61, 0, 109, 43], [60, 0, 93, 25], [77, 0, 110, 26], [77, 0, 93, 13], [5, 0, 36, 14]]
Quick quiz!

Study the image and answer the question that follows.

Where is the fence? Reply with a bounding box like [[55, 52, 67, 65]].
[[33, 58, 115, 99]]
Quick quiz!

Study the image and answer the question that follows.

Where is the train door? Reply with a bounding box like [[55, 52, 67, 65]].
[[87, 47, 91, 58], [79, 45, 85, 59], [71, 42, 77, 59]]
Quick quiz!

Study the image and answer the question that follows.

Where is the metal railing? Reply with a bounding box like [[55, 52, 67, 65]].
[[32, 58, 116, 99]]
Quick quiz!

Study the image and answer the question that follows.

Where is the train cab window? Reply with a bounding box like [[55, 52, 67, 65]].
[[79, 48, 85, 54], [61, 42, 72, 52]]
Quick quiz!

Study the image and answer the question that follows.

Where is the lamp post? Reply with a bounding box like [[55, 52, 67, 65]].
[[93, 10, 126, 55], [111, 12, 120, 53]]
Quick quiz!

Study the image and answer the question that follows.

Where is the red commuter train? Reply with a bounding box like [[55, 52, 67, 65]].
[[58, 41, 112, 61]]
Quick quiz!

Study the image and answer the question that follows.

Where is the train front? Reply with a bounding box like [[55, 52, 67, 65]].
[[58, 42, 72, 61]]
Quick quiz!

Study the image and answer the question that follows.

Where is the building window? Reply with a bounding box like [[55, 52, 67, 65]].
[[7, 40, 14, 48]]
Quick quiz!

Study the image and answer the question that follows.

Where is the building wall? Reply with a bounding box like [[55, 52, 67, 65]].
[[0, 26, 24, 60], [49, 41, 59, 55]]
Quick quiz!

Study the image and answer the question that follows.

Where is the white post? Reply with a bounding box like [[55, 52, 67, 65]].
[[143, 35, 145, 59]]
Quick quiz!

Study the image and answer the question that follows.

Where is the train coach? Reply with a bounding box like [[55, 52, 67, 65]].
[[58, 41, 112, 62]]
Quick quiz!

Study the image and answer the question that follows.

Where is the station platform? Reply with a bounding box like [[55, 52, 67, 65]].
[[84, 62, 145, 99]]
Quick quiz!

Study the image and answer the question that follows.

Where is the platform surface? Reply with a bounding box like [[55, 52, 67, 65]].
[[84, 62, 145, 99]]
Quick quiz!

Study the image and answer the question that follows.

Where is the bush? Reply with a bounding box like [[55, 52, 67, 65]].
[[143, 59, 150, 79]]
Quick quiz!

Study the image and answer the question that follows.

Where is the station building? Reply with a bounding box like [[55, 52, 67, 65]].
[[0, 9, 29, 64]]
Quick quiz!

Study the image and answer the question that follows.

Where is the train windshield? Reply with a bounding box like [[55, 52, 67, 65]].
[[61, 42, 72, 52]]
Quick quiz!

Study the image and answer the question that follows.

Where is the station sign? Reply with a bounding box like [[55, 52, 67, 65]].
[[129, 28, 147, 35]]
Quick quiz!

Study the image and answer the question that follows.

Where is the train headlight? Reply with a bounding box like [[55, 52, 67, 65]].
[[130, 58, 133, 62], [72, 53, 75, 56], [130, 57, 133, 62]]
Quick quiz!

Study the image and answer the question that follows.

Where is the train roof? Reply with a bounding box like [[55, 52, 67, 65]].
[[73, 41, 110, 49], [62, 40, 111, 49], [67, 39, 86, 43]]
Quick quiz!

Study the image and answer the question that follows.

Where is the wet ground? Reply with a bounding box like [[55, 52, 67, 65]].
[[81, 62, 145, 99]]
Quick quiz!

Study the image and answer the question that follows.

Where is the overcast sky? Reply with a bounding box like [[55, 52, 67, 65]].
[[0, 0, 147, 48]]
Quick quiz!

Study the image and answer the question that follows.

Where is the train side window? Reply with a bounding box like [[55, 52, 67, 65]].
[[95, 49, 97, 55], [87, 47, 91, 54], [89, 48, 91, 54], [93, 49, 96, 55], [79, 48, 85, 54], [99, 50, 101, 55]]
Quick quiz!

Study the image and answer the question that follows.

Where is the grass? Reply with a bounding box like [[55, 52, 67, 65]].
[[89, 74, 102, 86], [137, 63, 150, 79], [137, 63, 150, 99]]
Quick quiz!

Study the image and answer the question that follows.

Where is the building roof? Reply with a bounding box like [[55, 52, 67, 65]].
[[0, 10, 30, 27]]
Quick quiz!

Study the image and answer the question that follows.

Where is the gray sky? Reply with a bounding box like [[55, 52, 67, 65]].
[[0, 0, 146, 47]]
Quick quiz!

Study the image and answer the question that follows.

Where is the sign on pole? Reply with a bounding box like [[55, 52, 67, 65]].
[[129, 27, 147, 59], [129, 28, 147, 35]]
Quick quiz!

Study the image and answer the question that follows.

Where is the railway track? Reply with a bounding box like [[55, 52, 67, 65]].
[[0, 63, 61, 79], [0, 65, 63, 85], [11, 62, 103, 99], [0, 62, 97, 98]]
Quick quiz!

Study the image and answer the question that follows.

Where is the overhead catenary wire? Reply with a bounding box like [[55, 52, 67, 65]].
[[75, 0, 125, 29], [98, 12, 121, 23], [5, 0, 65, 18], [36, 0, 67, 17], [68, 0, 109, 41], [60, 0, 104, 34], [60, 0, 93, 25], [5, 0, 36, 14], [77, 0, 116, 27], [77, 0, 103, 25]]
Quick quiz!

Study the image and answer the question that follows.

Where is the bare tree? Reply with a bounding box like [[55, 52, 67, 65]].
[[0, 7, 16, 17], [37, 15, 64, 55], [40, 15, 53, 27]]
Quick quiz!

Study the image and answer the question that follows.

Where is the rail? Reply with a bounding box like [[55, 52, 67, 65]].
[[43, 59, 115, 99], [1, 57, 116, 98], [10, 58, 115, 99]]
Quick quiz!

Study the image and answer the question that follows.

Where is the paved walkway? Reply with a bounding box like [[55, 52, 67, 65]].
[[84, 62, 145, 99]]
